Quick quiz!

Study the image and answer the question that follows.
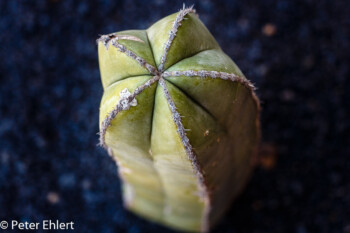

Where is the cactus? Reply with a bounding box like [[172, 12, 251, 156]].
[[97, 5, 260, 233]]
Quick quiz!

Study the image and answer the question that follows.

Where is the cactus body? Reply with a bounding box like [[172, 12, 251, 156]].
[[97, 6, 260, 232]]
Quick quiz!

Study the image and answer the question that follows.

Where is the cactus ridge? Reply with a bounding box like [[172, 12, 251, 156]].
[[97, 33, 158, 75], [158, 78, 211, 231], [158, 5, 196, 72], [97, 6, 260, 233], [99, 75, 160, 148]]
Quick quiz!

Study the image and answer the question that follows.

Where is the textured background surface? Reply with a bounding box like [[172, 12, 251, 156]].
[[0, 0, 349, 232]]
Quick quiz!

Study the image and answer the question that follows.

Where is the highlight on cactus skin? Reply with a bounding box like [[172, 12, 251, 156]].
[[97, 5, 260, 233]]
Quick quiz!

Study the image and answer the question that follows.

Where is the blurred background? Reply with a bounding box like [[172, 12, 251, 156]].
[[0, 0, 349, 232]]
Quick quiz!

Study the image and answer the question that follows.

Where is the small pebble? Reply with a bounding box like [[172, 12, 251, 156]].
[[47, 192, 60, 204], [262, 23, 276, 36], [259, 143, 278, 170]]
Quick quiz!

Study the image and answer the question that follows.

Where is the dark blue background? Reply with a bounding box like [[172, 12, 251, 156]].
[[0, 0, 349, 232]]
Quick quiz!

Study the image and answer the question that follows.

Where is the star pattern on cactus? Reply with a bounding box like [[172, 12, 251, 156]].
[[97, 6, 256, 150]]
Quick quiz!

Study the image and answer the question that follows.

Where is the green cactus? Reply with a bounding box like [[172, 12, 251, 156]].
[[97, 6, 260, 232]]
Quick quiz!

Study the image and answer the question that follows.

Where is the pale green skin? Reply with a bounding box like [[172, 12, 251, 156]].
[[98, 12, 259, 232]]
